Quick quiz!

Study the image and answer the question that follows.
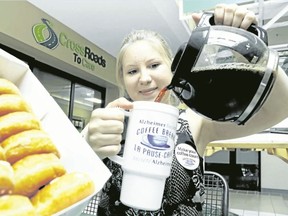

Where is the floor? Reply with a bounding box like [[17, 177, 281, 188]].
[[229, 189, 288, 216], [81, 189, 288, 216]]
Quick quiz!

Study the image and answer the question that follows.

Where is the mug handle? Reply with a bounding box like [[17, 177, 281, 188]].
[[108, 154, 124, 165], [108, 109, 131, 165]]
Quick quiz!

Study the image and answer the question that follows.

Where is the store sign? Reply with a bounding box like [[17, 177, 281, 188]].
[[32, 18, 106, 71]]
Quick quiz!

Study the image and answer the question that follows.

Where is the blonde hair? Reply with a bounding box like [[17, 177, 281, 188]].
[[115, 29, 183, 107], [116, 29, 173, 96]]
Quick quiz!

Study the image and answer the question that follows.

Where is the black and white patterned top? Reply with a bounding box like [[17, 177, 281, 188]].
[[97, 109, 205, 216]]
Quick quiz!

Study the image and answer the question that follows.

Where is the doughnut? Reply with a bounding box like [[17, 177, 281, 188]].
[[2, 129, 60, 164], [12, 153, 66, 197], [0, 78, 96, 215], [0, 111, 41, 142], [31, 172, 95, 216], [0, 94, 32, 116], [0, 145, 5, 160], [0, 195, 36, 216], [0, 160, 14, 195], [0, 78, 21, 95]]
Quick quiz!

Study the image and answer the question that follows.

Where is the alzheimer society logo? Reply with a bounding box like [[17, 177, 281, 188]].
[[32, 18, 59, 49]]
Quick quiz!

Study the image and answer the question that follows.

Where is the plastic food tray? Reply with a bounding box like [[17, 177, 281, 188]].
[[0, 49, 111, 216]]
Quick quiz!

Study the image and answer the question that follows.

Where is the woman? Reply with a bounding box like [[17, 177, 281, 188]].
[[83, 4, 288, 215]]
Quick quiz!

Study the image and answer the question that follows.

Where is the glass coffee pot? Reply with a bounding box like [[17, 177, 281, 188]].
[[167, 12, 279, 125]]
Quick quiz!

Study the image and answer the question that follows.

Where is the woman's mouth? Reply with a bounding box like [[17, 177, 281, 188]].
[[139, 87, 158, 95]]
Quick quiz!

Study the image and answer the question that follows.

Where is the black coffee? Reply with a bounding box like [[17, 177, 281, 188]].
[[155, 87, 168, 103], [171, 63, 272, 121]]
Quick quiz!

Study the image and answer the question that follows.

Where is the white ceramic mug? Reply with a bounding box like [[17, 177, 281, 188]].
[[109, 101, 179, 211]]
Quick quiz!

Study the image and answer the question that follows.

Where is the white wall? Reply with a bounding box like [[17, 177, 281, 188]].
[[261, 151, 288, 191]]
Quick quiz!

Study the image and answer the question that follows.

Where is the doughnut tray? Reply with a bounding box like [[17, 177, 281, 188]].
[[0, 49, 112, 216]]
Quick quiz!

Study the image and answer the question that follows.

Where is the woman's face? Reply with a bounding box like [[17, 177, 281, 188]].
[[122, 40, 172, 102]]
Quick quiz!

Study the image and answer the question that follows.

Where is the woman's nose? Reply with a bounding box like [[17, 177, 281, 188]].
[[139, 71, 152, 85]]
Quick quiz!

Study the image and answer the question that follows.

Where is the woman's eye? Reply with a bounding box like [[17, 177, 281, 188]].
[[150, 63, 160, 69], [127, 69, 137, 75]]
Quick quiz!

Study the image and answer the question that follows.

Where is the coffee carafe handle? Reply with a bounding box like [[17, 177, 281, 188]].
[[197, 12, 268, 45], [247, 25, 268, 45]]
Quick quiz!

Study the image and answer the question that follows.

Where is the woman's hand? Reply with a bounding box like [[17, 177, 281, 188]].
[[192, 3, 257, 29], [86, 97, 133, 159]]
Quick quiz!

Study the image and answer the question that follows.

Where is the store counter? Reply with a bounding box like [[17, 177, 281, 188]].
[[205, 129, 288, 162]]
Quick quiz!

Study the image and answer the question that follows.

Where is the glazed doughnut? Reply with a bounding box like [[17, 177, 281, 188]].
[[0, 111, 41, 142], [0, 161, 14, 195], [0, 78, 21, 95], [0, 78, 96, 214], [31, 172, 95, 216], [0, 94, 32, 116], [12, 153, 66, 197], [0, 145, 5, 160], [0, 195, 36, 216], [2, 129, 60, 164]]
